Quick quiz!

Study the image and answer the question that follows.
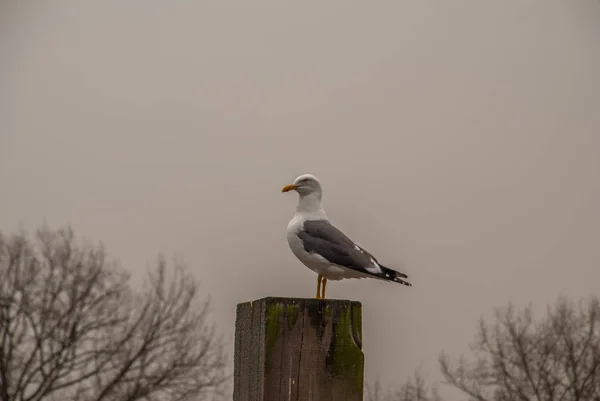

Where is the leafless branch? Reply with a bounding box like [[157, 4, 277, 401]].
[[439, 296, 600, 401], [367, 369, 444, 401], [0, 226, 227, 401]]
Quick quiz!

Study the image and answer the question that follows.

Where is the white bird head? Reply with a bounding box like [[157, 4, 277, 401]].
[[281, 174, 323, 198]]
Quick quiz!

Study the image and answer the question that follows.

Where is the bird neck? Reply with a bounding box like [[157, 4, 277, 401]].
[[296, 192, 326, 217]]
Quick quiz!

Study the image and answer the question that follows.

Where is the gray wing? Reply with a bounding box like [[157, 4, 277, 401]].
[[298, 219, 376, 272], [297, 219, 411, 286]]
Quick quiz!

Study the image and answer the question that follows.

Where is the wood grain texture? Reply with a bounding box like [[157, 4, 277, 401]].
[[233, 297, 364, 401]]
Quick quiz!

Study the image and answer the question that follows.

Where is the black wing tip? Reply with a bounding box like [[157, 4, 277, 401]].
[[379, 265, 411, 286], [393, 277, 412, 286]]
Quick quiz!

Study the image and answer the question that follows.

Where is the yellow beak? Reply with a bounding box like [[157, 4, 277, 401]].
[[281, 184, 296, 193]]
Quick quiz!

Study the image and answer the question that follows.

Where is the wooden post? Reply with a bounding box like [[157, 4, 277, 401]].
[[233, 297, 364, 401]]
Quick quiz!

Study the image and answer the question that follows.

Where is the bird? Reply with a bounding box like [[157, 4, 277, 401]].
[[281, 173, 412, 299]]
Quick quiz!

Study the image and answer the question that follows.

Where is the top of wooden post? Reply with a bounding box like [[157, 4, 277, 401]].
[[234, 297, 364, 401]]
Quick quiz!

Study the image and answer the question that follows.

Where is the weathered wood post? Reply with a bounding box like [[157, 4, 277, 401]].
[[233, 297, 364, 401]]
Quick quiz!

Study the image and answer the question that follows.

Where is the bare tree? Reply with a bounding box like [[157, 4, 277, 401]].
[[366, 369, 443, 401], [0, 226, 227, 401], [366, 378, 391, 401], [439, 296, 600, 401]]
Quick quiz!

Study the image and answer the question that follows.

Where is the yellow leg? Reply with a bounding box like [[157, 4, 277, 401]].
[[321, 278, 328, 299], [315, 275, 322, 299]]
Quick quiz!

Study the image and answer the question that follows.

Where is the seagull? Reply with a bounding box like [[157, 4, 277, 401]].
[[282, 173, 412, 299]]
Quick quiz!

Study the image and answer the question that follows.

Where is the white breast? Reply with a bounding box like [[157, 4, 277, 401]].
[[286, 216, 315, 266]]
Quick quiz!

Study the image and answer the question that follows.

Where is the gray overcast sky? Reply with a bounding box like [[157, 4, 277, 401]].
[[1, 0, 600, 398]]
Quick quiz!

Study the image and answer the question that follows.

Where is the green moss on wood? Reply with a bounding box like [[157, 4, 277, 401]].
[[326, 304, 364, 395], [285, 304, 299, 329], [265, 302, 283, 371], [262, 299, 363, 395], [351, 304, 362, 350]]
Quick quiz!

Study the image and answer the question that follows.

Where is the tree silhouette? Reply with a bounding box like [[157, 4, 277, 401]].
[[0, 226, 227, 401], [366, 369, 443, 401], [440, 296, 600, 401]]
